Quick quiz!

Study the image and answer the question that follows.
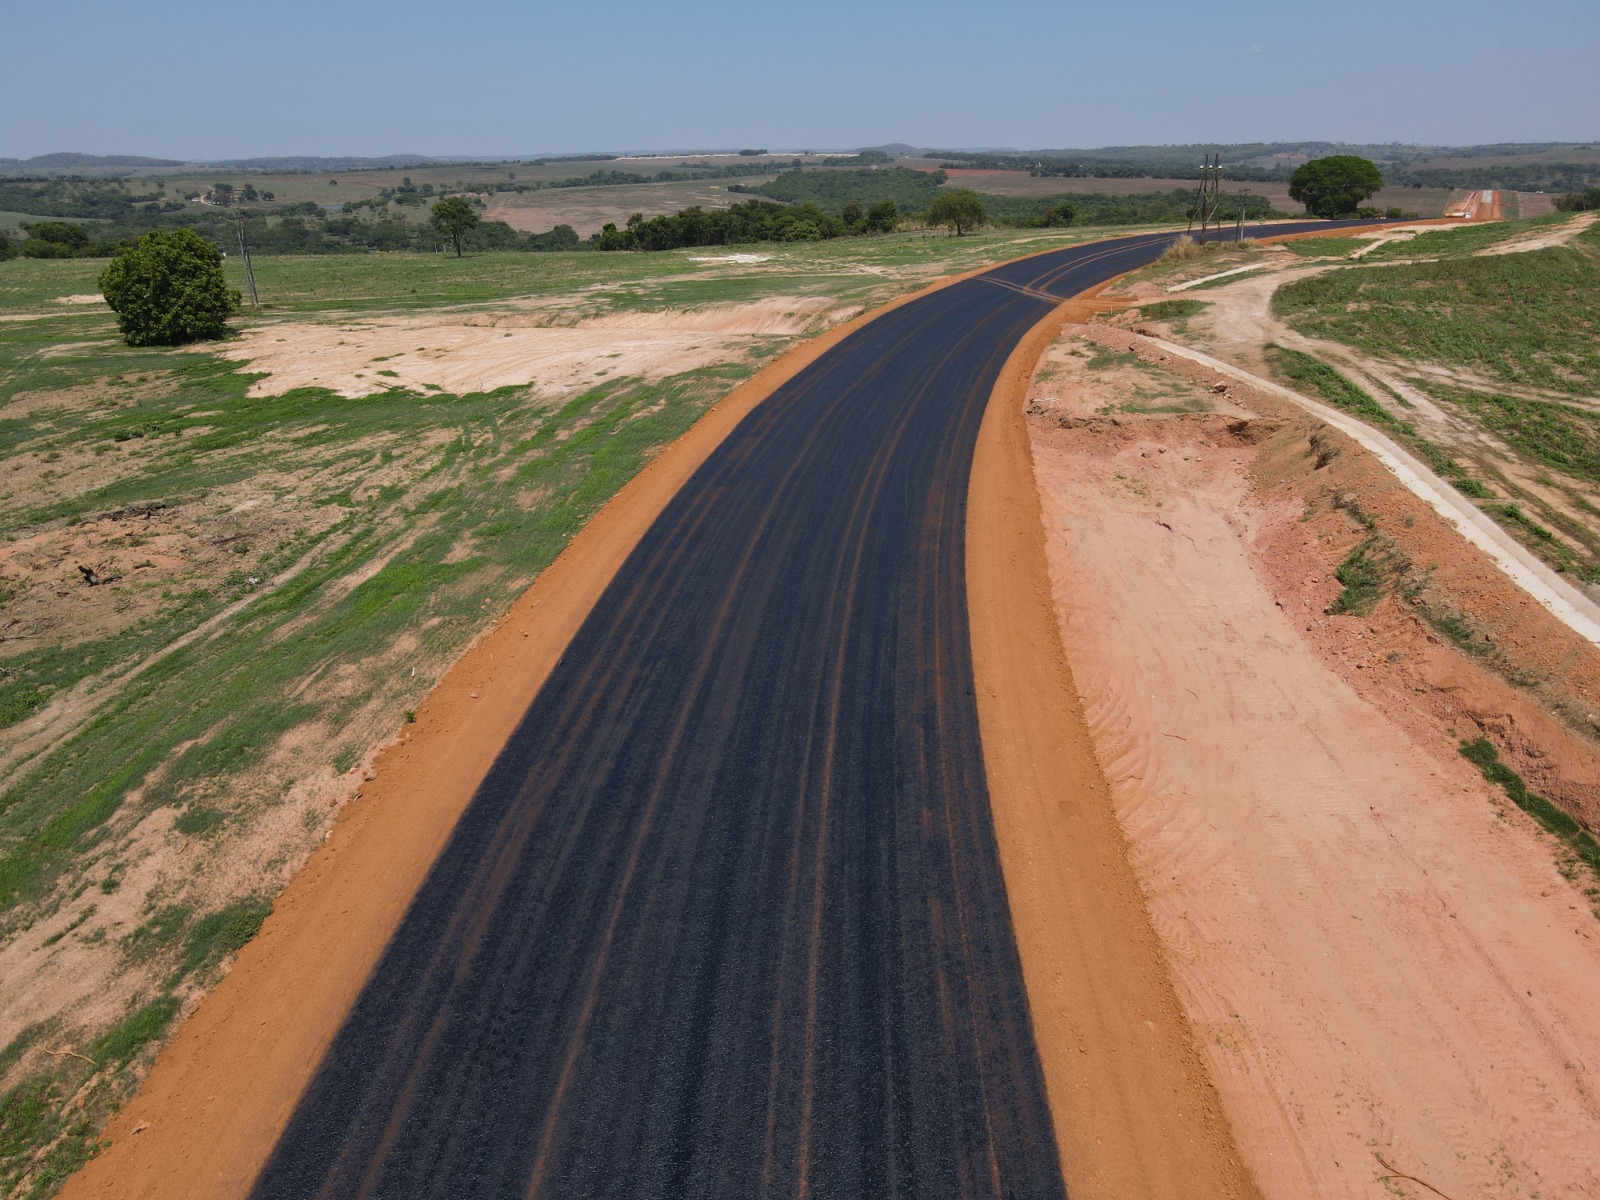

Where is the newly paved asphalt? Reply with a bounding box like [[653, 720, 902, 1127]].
[[253, 223, 1368, 1200]]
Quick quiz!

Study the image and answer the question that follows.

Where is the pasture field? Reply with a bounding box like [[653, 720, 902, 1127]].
[[1273, 220, 1600, 394], [104, 154, 832, 211], [1238, 215, 1600, 584]]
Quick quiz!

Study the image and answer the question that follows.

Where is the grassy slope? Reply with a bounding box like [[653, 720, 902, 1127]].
[[1273, 218, 1600, 395], [1267, 217, 1600, 582]]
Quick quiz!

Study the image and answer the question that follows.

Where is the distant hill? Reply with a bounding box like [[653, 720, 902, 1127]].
[[209, 154, 451, 172], [13, 152, 186, 168]]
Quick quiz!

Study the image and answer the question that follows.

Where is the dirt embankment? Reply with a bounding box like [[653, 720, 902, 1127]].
[[1023, 322, 1600, 1198], [969, 289, 1261, 1200]]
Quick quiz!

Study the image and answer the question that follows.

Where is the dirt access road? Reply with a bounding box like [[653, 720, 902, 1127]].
[[1444, 188, 1503, 220], [59, 222, 1375, 1200]]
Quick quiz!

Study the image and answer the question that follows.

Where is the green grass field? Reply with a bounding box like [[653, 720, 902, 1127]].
[[0, 227, 1128, 319], [1272, 219, 1600, 395]]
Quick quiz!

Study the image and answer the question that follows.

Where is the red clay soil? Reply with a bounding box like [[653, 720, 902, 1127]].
[[967, 289, 1262, 1200], [1023, 321, 1600, 1197]]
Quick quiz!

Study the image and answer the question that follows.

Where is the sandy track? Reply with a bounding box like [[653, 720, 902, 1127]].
[[1027, 332, 1600, 1198], [1479, 210, 1597, 254], [1149, 335, 1600, 644]]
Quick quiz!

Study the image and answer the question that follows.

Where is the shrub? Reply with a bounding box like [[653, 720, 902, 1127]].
[[98, 228, 240, 347]]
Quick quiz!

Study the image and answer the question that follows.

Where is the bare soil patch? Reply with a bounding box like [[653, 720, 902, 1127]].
[[1480, 211, 1597, 255], [1518, 191, 1559, 218], [1026, 324, 1600, 1198], [212, 295, 849, 399]]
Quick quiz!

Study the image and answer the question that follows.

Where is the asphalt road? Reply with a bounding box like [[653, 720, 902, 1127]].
[[253, 223, 1367, 1200]]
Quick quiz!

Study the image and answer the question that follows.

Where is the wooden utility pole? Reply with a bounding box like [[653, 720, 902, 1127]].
[[235, 210, 259, 308]]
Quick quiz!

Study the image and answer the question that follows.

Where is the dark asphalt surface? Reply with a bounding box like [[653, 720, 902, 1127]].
[[252, 223, 1374, 1200]]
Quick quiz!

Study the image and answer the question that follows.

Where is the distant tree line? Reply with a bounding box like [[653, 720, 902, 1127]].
[[0, 177, 169, 218], [934, 153, 1294, 184], [978, 189, 1283, 227], [471, 160, 797, 197], [819, 150, 893, 167], [932, 151, 1600, 195], [0, 201, 582, 258], [2, 221, 127, 258], [1383, 163, 1600, 191]]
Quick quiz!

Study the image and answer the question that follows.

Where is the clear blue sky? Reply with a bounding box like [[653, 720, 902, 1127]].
[[3, 0, 1596, 159]]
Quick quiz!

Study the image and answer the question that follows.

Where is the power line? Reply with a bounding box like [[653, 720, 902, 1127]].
[[235, 209, 257, 310]]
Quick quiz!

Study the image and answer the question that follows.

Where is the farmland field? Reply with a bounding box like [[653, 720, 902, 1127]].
[[484, 178, 777, 236]]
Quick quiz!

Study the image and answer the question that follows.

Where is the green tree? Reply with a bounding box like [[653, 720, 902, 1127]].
[[925, 189, 987, 235], [1041, 200, 1077, 227], [0, 231, 16, 261], [1289, 155, 1384, 219], [430, 196, 480, 257], [841, 200, 865, 231], [864, 200, 900, 233], [98, 228, 239, 347]]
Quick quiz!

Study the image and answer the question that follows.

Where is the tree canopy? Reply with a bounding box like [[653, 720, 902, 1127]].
[[1556, 186, 1600, 212], [1289, 155, 1384, 218], [925, 189, 987, 235], [430, 196, 480, 257], [18, 221, 104, 258], [739, 167, 946, 215], [97, 228, 240, 347], [593, 201, 846, 251]]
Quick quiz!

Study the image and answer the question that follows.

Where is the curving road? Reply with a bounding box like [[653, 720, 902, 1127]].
[[252, 223, 1365, 1199]]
